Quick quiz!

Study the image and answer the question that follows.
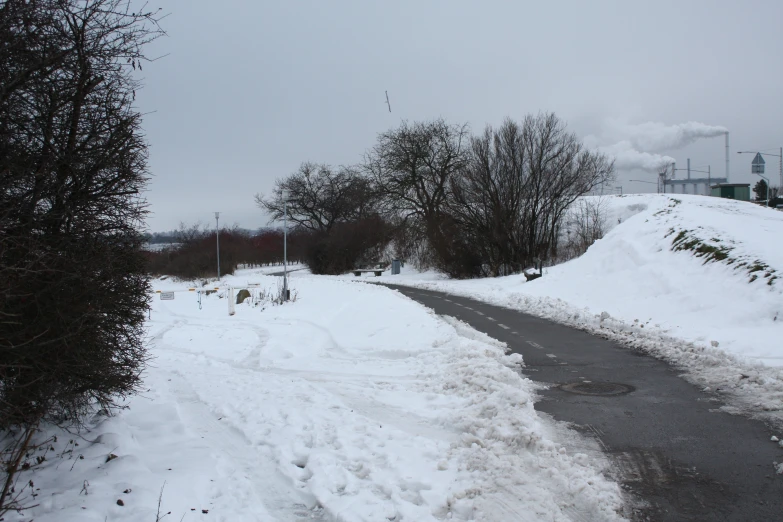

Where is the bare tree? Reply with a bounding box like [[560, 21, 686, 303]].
[[0, 0, 163, 513], [365, 119, 470, 237], [448, 120, 529, 276], [256, 163, 389, 274], [517, 113, 614, 262], [446, 114, 614, 277], [255, 162, 376, 233]]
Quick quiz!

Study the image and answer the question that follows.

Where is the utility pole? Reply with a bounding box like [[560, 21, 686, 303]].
[[215, 212, 220, 281]]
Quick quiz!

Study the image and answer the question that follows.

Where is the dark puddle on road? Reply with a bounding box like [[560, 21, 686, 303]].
[[560, 381, 635, 396]]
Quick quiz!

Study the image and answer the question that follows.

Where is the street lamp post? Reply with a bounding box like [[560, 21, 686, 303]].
[[738, 150, 782, 205], [215, 212, 220, 281], [282, 190, 289, 301]]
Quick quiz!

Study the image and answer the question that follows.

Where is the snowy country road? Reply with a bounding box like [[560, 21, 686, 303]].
[[377, 283, 783, 521]]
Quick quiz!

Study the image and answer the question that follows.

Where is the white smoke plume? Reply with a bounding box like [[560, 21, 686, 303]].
[[599, 141, 674, 172], [604, 120, 728, 152], [586, 119, 727, 172]]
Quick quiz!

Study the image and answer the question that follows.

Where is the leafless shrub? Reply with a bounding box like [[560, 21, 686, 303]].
[[302, 216, 393, 275], [364, 119, 470, 272], [146, 226, 307, 280], [557, 196, 609, 262], [0, 0, 163, 513]]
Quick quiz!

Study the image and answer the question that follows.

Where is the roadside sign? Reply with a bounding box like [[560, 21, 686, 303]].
[[159, 291, 175, 300], [751, 152, 765, 174]]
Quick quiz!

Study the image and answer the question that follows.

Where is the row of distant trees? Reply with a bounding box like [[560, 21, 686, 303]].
[[256, 114, 616, 278], [143, 230, 181, 244], [145, 224, 307, 279]]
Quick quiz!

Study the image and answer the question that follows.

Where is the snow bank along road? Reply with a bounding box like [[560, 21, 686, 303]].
[[379, 283, 783, 521]]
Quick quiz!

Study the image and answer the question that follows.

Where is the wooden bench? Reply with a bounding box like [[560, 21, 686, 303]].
[[352, 269, 385, 277]]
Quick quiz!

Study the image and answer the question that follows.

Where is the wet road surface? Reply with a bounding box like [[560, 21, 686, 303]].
[[377, 283, 783, 521]]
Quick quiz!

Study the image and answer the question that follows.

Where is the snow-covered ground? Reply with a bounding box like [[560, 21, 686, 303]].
[[7, 272, 627, 521], [12, 194, 782, 520], [343, 194, 783, 426]]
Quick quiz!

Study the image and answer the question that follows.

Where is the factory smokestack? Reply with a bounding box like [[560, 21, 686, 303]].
[[725, 131, 730, 183]]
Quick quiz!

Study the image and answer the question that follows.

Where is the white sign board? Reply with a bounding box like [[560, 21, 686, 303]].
[[159, 291, 175, 300]]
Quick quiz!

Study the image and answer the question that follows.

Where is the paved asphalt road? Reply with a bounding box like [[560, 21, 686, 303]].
[[374, 283, 783, 521]]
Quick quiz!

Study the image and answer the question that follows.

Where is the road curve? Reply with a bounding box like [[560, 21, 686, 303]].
[[376, 283, 783, 522]]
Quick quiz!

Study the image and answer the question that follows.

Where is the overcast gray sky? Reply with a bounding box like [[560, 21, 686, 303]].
[[136, 0, 783, 232]]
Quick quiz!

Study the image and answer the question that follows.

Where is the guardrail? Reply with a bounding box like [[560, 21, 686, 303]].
[[154, 287, 219, 293]]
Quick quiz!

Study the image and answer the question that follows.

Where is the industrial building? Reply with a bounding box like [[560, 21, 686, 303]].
[[709, 183, 751, 201]]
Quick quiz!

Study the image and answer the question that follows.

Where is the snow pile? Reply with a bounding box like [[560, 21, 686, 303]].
[[354, 194, 783, 425], [8, 273, 626, 521]]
